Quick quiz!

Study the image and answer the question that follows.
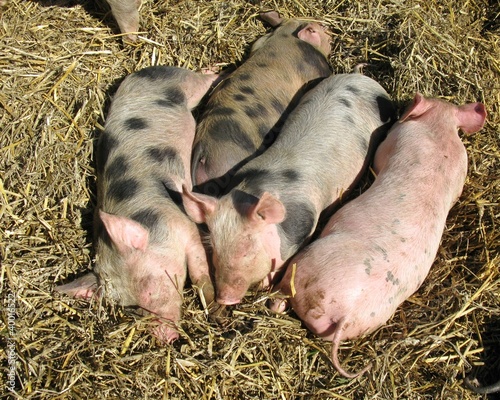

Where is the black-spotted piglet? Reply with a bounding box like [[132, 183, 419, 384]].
[[271, 94, 486, 378], [192, 11, 332, 196], [57, 66, 218, 342]]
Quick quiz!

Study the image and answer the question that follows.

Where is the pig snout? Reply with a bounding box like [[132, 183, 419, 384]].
[[215, 276, 250, 305]]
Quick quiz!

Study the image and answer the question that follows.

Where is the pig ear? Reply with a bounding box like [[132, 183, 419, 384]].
[[457, 102, 486, 134], [248, 192, 286, 225], [99, 210, 149, 252], [259, 11, 283, 27], [55, 273, 99, 299], [399, 93, 431, 123], [181, 185, 217, 224]]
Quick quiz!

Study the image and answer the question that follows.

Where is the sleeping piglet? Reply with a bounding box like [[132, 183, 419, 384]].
[[192, 11, 332, 196], [182, 73, 395, 305], [270, 94, 486, 378], [56, 66, 218, 342]]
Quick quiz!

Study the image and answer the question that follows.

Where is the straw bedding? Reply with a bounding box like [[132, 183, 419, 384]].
[[0, 0, 499, 398]]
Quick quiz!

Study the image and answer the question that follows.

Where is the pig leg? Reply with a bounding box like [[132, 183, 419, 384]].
[[186, 233, 215, 306], [106, 0, 140, 42], [55, 272, 99, 299], [331, 317, 372, 379]]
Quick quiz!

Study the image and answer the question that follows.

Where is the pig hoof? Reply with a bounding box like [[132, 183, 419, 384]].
[[268, 298, 289, 313], [208, 303, 231, 326]]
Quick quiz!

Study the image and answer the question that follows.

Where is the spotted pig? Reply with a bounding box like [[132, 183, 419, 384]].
[[191, 11, 332, 196], [57, 66, 218, 342]]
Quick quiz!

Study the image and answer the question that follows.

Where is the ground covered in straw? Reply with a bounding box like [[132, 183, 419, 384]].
[[1, 0, 499, 398]]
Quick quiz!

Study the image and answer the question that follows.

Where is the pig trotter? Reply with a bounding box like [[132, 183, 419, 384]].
[[331, 318, 372, 379]]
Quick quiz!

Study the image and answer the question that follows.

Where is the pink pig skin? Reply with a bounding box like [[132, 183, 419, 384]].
[[271, 93, 486, 378], [106, 0, 141, 42], [56, 66, 218, 343]]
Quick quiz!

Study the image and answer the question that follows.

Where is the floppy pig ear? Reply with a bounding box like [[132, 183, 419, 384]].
[[457, 102, 486, 134], [181, 185, 217, 224], [249, 192, 286, 224], [259, 11, 283, 27], [99, 210, 149, 252], [399, 93, 431, 122]]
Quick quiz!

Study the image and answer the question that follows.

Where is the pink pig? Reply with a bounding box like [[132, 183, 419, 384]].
[[271, 93, 486, 378]]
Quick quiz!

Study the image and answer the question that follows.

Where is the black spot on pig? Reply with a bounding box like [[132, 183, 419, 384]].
[[105, 155, 129, 180], [233, 93, 247, 102], [134, 66, 180, 81], [96, 133, 119, 174], [125, 117, 148, 130], [271, 99, 285, 115], [147, 146, 178, 163], [343, 115, 355, 125], [230, 168, 271, 192], [295, 41, 331, 75], [256, 62, 269, 68], [241, 86, 255, 95], [131, 208, 161, 230], [282, 169, 299, 182], [339, 98, 352, 108], [156, 87, 185, 108], [211, 119, 255, 152], [280, 200, 315, 255], [107, 178, 140, 202], [207, 107, 236, 117], [346, 85, 361, 95], [244, 103, 268, 119], [386, 271, 400, 286], [376, 95, 396, 123], [357, 134, 369, 152], [239, 73, 251, 81]]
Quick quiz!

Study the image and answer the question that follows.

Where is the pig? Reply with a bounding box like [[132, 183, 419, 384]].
[[182, 72, 396, 306], [191, 11, 332, 196], [56, 66, 218, 342], [465, 376, 500, 394], [270, 93, 487, 378], [106, 0, 141, 42]]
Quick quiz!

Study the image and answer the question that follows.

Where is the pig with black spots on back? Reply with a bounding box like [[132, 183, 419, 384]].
[[192, 11, 332, 196], [56, 66, 218, 343], [270, 93, 486, 378], [182, 73, 396, 305]]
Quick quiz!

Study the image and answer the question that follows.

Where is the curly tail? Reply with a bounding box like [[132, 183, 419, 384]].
[[331, 317, 372, 379]]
